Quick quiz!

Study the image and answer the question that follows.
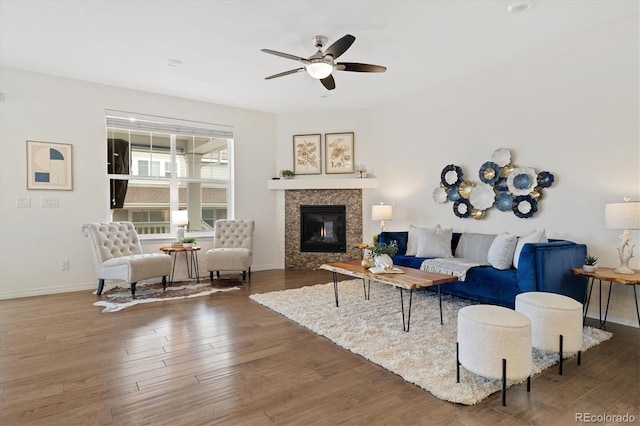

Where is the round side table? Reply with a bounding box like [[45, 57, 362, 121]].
[[160, 246, 201, 283]]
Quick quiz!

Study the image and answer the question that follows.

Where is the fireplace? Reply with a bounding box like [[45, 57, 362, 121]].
[[284, 189, 361, 268], [300, 205, 347, 253]]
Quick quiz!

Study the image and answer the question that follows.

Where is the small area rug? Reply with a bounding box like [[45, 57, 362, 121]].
[[249, 280, 612, 405], [94, 278, 241, 313]]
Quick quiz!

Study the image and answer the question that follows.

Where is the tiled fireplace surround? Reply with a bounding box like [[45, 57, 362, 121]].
[[285, 189, 362, 268]]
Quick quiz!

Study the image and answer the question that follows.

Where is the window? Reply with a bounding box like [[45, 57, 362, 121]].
[[106, 110, 233, 237]]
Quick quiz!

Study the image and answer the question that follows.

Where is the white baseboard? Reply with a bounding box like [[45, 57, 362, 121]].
[[0, 266, 287, 300], [585, 313, 638, 328], [0, 282, 96, 300], [251, 263, 285, 271]]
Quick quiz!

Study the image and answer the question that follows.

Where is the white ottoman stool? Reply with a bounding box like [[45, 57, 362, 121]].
[[457, 305, 532, 406], [515, 291, 583, 375]]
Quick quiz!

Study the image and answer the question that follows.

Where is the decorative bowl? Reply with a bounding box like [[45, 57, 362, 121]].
[[507, 167, 537, 195], [447, 186, 461, 202], [479, 161, 501, 185], [441, 164, 463, 188], [537, 171, 555, 188], [495, 192, 513, 212], [491, 148, 511, 167], [432, 187, 448, 204], [469, 183, 495, 210]]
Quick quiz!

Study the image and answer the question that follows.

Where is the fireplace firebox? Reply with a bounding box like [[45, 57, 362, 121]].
[[300, 205, 347, 253]]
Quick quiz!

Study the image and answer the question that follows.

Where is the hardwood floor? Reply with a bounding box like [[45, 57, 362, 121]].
[[0, 269, 638, 425]]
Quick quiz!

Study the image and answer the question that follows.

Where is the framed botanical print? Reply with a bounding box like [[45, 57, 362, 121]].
[[325, 132, 354, 174], [26, 140, 73, 190], [293, 134, 321, 175]]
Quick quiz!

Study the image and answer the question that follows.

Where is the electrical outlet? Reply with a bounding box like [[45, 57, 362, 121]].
[[16, 197, 31, 207], [42, 197, 59, 208], [60, 260, 69, 271]]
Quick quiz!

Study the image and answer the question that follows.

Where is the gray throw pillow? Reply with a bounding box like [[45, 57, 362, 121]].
[[407, 224, 440, 256], [454, 233, 497, 263], [416, 227, 453, 258]]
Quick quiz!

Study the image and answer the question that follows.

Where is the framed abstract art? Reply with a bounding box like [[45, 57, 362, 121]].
[[26, 140, 73, 190]]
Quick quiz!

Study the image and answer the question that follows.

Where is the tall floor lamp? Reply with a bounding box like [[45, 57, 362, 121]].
[[605, 200, 640, 274], [372, 203, 393, 234]]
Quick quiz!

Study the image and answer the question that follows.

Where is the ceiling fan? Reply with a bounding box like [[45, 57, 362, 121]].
[[261, 34, 387, 90]]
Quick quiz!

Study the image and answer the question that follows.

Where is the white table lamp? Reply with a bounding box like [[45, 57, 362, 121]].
[[605, 200, 640, 274], [172, 210, 189, 242], [372, 203, 393, 234]]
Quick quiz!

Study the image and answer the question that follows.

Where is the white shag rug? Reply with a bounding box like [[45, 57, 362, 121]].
[[249, 280, 612, 405]]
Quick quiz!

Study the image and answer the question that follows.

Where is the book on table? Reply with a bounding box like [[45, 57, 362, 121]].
[[368, 266, 404, 274]]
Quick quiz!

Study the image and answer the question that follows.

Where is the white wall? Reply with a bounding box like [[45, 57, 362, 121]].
[[269, 109, 375, 268], [275, 18, 639, 326], [0, 67, 279, 298], [1, 15, 637, 326]]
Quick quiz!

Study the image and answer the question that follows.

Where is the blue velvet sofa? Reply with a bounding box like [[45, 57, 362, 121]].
[[377, 231, 587, 308]]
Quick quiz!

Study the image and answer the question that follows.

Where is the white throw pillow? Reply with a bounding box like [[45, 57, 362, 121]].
[[513, 229, 548, 269], [407, 224, 440, 256], [487, 233, 518, 270], [416, 226, 453, 258]]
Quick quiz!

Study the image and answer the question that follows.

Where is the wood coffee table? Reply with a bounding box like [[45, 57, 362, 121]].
[[320, 260, 458, 332]]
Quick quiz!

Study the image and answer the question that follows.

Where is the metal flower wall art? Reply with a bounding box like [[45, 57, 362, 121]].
[[432, 148, 555, 219]]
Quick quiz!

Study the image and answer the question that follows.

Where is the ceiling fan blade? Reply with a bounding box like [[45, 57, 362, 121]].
[[335, 62, 387, 73], [320, 74, 336, 90], [324, 34, 355, 60], [261, 49, 309, 63], [265, 68, 305, 80]]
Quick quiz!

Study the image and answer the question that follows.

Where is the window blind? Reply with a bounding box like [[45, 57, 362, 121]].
[[105, 110, 233, 139]]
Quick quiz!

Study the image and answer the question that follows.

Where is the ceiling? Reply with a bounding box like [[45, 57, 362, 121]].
[[0, 1, 635, 114]]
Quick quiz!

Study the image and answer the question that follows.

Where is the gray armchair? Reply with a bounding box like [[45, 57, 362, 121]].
[[206, 219, 254, 282], [82, 222, 172, 297]]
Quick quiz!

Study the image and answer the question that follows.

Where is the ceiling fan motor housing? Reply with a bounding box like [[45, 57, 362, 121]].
[[313, 35, 328, 49]]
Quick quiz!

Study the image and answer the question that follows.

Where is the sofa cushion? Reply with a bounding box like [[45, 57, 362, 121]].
[[454, 233, 497, 262], [436, 266, 520, 308], [392, 255, 428, 269], [487, 233, 518, 270], [407, 224, 440, 256], [513, 229, 548, 268], [378, 231, 408, 255], [416, 226, 453, 258]]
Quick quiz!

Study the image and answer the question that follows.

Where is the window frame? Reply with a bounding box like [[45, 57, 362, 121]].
[[105, 110, 234, 240]]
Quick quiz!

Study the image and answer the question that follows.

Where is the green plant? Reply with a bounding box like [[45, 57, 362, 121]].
[[371, 240, 398, 256], [584, 254, 599, 266], [182, 236, 197, 244], [281, 169, 294, 177]]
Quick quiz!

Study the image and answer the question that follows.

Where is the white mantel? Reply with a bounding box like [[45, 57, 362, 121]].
[[268, 178, 378, 190]]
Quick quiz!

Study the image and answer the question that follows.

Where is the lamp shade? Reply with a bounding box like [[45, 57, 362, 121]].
[[172, 210, 189, 226], [605, 202, 640, 230], [372, 204, 393, 221]]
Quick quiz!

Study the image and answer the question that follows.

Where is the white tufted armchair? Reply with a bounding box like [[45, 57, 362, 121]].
[[82, 222, 172, 297], [206, 219, 254, 282]]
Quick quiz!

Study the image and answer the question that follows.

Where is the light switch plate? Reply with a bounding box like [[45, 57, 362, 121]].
[[41, 197, 59, 208], [17, 197, 31, 207]]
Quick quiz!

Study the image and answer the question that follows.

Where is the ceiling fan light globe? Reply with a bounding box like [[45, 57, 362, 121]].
[[306, 62, 333, 79]]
